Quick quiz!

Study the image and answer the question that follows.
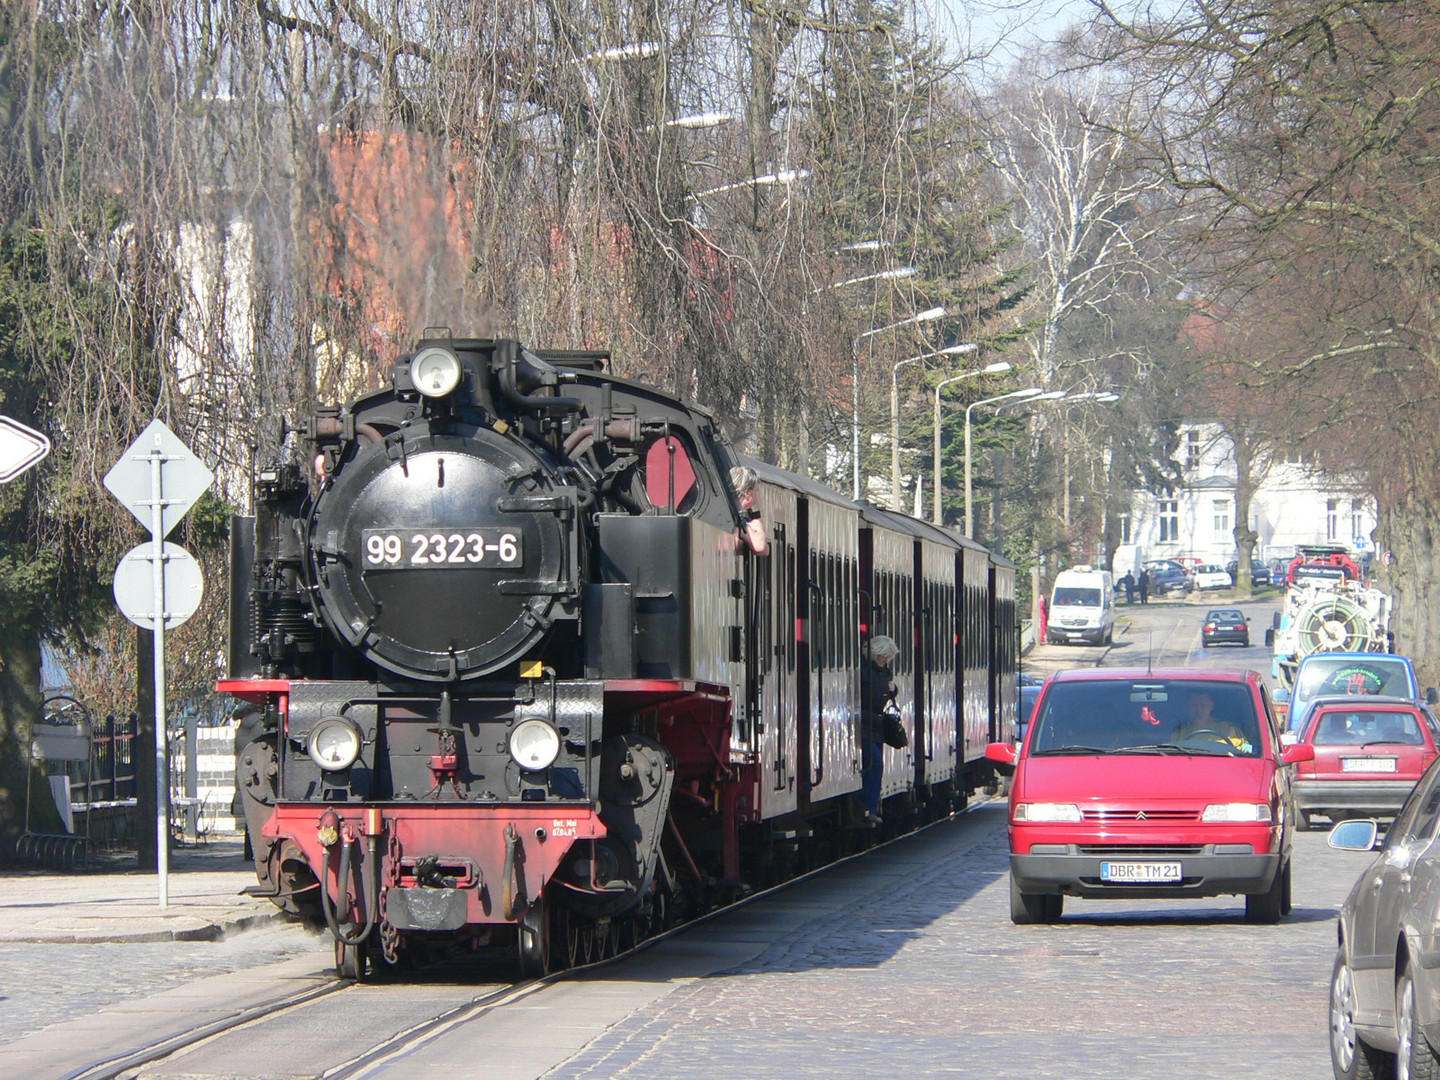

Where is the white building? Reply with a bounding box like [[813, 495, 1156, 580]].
[[1115, 422, 1378, 569]]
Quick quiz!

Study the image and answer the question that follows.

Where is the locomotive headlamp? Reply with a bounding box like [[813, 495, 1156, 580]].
[[308, 716, 363, 771], [509, 719, 561, 772], [411, 345, 464, 399]]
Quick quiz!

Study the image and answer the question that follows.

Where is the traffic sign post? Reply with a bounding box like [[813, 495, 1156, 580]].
[[104, 420, 213, 908]]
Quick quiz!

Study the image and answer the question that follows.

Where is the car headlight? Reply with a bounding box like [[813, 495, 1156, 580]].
[[509, 719, 561, 771], [1201, 802, 1272, 823], [1013, 802, 1082, 823], [411, 345, 464, 399], [308, 717, 363, 771]]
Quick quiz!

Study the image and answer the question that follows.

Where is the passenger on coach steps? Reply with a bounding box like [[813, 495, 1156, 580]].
[[730, 466, 769, 555], [859, 636, 900, 826]]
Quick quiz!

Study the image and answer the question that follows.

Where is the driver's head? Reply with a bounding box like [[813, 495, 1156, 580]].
[[1188, 690, 1215, 722]]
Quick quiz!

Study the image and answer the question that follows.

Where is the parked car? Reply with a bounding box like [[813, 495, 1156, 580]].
[[1290, 695, 1440, 829], [1201, 608, 1250, 648], [1047, 566, 1116, 646], [1019, 683, 1041, 742], [1225, 560, 1272, 586], [1327, 768, 1440, 1080], [1193, 564, 1233, 590], [1143, 560, 1193, 597], [985, 668, 1313, 924]]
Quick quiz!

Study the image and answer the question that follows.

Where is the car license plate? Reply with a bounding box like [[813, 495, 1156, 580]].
[[361, 528, 523, 569], [1342, 757, 1398, 772], [1100, 861, 1182, 883]]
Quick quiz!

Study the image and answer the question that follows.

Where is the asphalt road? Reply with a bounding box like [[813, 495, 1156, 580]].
[[1027, 592, 1283, 680]]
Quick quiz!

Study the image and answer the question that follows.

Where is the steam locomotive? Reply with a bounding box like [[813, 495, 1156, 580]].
[[222, 334, 1019, 977]]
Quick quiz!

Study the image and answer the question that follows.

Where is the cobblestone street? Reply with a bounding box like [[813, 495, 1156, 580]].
[[0, 921, 326, 1046], [546, 805, 1355, 1080]]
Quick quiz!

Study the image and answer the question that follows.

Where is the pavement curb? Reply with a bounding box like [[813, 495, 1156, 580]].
[[0, 910, 284, 945]]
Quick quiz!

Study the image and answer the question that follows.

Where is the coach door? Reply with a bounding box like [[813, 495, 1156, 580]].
[[756, 484, 799, 816], [960, 546, 991, 766], [920, 540, 958, 786], [800, 499, 861, 807]]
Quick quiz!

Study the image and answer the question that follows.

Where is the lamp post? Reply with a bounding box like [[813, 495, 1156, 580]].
[[929, 363, 1015, 524], [889, 344, 977, 511], [853, 306, 946, 500], [962, 388, 1045, 536]]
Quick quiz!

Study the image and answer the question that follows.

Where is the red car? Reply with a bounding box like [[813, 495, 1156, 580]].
[[986, 668, 1313, 924], [1290, 695, 1440, 829]]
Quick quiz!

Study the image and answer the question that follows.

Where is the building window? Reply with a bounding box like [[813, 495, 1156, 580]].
[[1159, 500, 1179, 543], [1119, 513, 1132, 545], [1327, 499, 1339, 541], [1351, 507, 1363, 544], [1185, 430, 1201, 472], [1213, 500, 1230, 536]]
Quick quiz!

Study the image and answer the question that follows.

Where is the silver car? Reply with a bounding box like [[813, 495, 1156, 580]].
[[1329, 758, 1440, 1079]]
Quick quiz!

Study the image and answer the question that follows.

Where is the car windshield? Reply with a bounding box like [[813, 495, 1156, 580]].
[[1029, 679, 1262, 757], [1297, 658, 1412, 700], [1053, 587, 1101, 606], [1312, 709, 1427, 746], [1208, 610, 1243, 622]]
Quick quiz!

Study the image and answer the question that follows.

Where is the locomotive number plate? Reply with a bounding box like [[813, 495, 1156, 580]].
[[361, 528, 523, 569]]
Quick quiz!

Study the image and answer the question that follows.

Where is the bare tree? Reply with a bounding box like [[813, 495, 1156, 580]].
[[1091, 0, 1440, 678]]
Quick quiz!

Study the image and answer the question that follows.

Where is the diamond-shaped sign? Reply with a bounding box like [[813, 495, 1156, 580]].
[[0, 415, 50, 484], [103, 419, 214, 539]]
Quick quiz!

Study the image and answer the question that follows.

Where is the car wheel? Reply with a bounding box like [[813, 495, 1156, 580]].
[[1280, 859, 1292, 916], [1244, 860, 1287, 923], [1010, 875, 1059, 925], [1242, 635, 1250, 647], [1333, 949, 1390, 1080], [1399, 962, 1440, 1080]]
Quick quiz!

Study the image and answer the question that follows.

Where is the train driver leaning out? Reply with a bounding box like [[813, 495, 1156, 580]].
[[730, 466, 769, 556]]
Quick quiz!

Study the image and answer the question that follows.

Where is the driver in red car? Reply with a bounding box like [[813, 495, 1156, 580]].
[[1173, 689, 1251, 751]]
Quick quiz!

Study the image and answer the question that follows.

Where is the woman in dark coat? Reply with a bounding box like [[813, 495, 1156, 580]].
[[859, 635, 899, 824]]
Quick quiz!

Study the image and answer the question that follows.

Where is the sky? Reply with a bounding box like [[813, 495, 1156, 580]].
[[928, 0, 1097, 63]]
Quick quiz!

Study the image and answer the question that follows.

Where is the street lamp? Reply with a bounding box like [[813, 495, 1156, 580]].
[[889, 344, 978, 511], [962, 388, 1044, 536], [929, 363, 1015, 524], [573, 42, 661, 63], [813, 267, 920, 294], [691, 169, 810, 200], [641, 112, 734, 132], [852, 306, 947, 500]]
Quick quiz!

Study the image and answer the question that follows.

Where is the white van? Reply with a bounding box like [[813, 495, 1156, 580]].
[[1047, 567, 1116, 646]]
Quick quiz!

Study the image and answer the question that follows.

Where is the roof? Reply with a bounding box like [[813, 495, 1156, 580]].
[[1303, 695, 1430, 712], [1298, 653, 1414, 665], [1048, 668, 1261, 685]]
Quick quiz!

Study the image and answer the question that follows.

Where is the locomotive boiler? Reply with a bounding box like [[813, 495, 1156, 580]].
[[223, 333, 1018, 977]]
